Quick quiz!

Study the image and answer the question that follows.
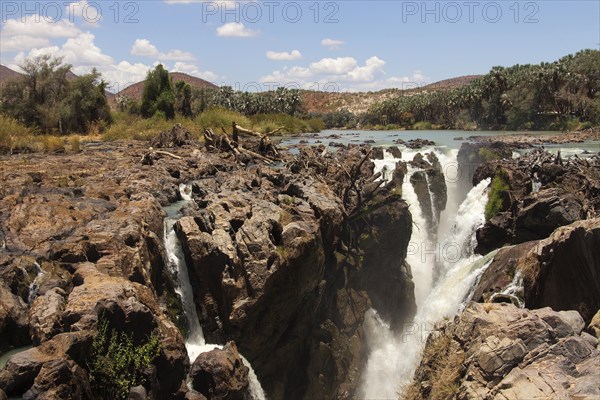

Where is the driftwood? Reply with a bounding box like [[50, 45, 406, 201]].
[[205, 128, 274, 165], [233, 122, 280, 157], [141, 149, 183, 165]]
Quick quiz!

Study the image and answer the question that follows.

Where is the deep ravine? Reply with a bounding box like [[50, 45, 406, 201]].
[[361, 148, 495, 399], [163, 184, 266, 400]]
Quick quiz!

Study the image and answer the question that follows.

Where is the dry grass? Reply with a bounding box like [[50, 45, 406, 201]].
[[403, 332, 465, 400]]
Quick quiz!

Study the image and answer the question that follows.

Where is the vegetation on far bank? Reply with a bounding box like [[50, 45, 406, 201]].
[[0, 56, 324, 153], [1, 49, 599, 154], [360, 49, 600, 131]]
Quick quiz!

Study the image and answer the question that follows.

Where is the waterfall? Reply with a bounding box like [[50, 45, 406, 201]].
[[163, 184, 266, 400], [27, 262, 45, 303], [360, 148, 494, 399], [402, 172, 434, 307]]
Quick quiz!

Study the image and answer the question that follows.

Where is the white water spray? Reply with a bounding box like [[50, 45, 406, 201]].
[[360, 147, 494, 399], [27, 262, 46, 303], [163, 184, 266, 399]]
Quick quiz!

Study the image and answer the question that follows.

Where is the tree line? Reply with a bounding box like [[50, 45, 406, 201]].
[[359, 49, 600, 130], [0, 57, 309, 135]]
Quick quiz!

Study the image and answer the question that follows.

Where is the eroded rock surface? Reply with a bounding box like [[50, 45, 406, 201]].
[[470, 147, 599, 253], [407, 303, 600, 400], [0, 134, 415, 399], [175, 144, 415, 399], [189, 342, 249, 400], [472, 218, 600, 324]]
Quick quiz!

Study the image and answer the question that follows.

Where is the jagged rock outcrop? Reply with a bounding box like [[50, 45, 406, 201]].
[[189, 342, 249, 400], [0, 283, 29, 352], [522, 218, 600, 324], [0, 134, 416, 400], [471, 147, 599, 253], [406, 302, 600, 400], [0, 141, 208, 398], [409, 152, 447, 233], [174, 144, 414, 399], [472, 218, 600, 324]]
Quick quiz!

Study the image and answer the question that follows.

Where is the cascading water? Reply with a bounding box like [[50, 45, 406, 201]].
[[163, 184, 266, 400], [27, 262, 45, 303], [361, 146, 494, 399]]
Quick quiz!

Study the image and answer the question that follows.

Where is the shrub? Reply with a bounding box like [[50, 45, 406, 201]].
[[485, 171, 510, 220], [195, 107, 251, 134], [413, 121, 433, 130], [102, 114, 196, 142], [0, 114, 34, 153], [250, 113, 323, 134], [478, 147, 501, 162], [69, 136, 82, 153], [87, 318, 161, 400]]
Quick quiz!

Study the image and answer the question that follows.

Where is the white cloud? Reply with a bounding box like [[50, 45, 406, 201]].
[[131, 39, 195, 61], [1, 36, 51, 52], [321, 38, 344, 49], [310, 57, 357, 75], [260, 56, 429, 91], [216, 22, 258, 37], [266, 50, 302, 61], [13, 32, 113, 67], [172, 62, 219, 82], [0, 16, 82, 52], [61, 32, 114, 66], [131, 39, 160, 57], [97, 61, 153, 92]]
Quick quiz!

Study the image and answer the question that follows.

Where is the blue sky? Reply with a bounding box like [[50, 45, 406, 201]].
[[1, 1, 598, 92]]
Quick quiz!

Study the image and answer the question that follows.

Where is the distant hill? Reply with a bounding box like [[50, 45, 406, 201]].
[[300, 75, 481, 114], [423, 75, 482, 90], [0, 65, 24, 86], [301, 89, 402, 115], [114, 72, 218, 102]]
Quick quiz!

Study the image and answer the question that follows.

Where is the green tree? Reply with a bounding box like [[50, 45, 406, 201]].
[[174, 80, 193, 117], [64, 68, 112, 132], [140, 64, 175, 119], [0, 55, 111, 133]]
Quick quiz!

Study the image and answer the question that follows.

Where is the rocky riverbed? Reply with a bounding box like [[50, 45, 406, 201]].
[[0, 126, 416, 399], [1, 125, 599, 400]]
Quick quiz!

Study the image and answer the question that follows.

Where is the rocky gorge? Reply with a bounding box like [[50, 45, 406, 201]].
[[405, 140, 600, 399], [0, 124, 599, 400], [0, 126, 416, 399]]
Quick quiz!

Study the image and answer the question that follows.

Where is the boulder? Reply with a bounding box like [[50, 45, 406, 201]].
[[407, 303, 600, 400], [371, 147, 384, 160], [190, 342, 250, 400], [514, 188, 584, 242], [523, 218, 600, 324], [0, 332, 90, 396], [22, 359, 93, 400], [387, 146, 402, 159], [28, 287, 67, 344], [589, 310, 600, 339]]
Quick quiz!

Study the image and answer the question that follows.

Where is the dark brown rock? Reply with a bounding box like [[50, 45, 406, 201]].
[[190, 342, 250, 400], [22, 359, 93, 400], [0, 283, 30, 353], [523, 218, 600, 324], [514, 188, 584, 242]]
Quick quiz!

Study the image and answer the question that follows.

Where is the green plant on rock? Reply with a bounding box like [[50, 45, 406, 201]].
[[478, 147, 501, 162], [485, 171, 510, 220], [87, 318, 161, 400]]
